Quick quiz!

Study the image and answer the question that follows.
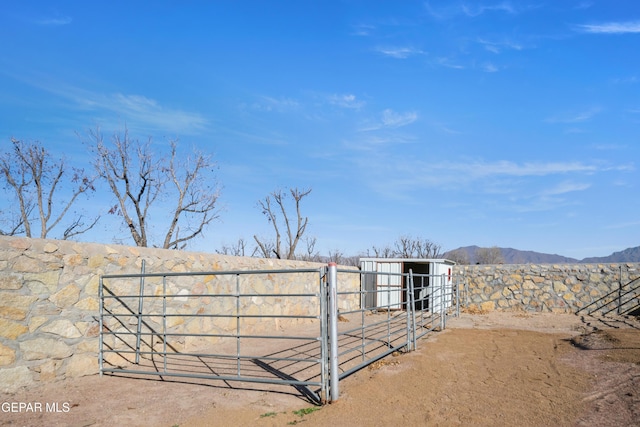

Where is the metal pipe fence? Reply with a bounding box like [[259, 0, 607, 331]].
[[331, 268, 452, 385], [100, 267, 328, 403], [99, 263, 457, 404]]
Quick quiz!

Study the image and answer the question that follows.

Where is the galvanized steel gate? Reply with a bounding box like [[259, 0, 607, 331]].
[[99, 263, 457, 404]]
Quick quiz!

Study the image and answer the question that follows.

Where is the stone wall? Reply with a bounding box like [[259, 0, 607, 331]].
[[456, 263, 640, 313], [0, 236, 358, 393], [4, 234, 639, 393]]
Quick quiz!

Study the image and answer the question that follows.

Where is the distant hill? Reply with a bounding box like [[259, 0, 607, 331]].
[[443, 245, 640, 264], [581, 246, 640, 263]]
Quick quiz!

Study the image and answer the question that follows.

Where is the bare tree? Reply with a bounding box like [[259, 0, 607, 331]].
[[217, 238, 249, 257], [475, 246, 504, 264], [0, 208, 28, 236], [163, 142, 220, 249], [299, 236, 322, 262], [366, 245, 394, 258], [393, 235, 442, 258], [88, 128, 220, 249], [367, 235, 442, 259], [253, 187, 311, 259], [445, 248, 470, 265], [0, 138, 97, 239], [327, 248, 345, 265]]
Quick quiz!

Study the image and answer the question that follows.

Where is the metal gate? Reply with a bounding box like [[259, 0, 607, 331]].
[[99, 262, 457, 404]]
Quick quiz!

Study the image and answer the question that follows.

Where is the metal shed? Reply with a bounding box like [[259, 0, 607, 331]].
[[359, 258, 456, 313]]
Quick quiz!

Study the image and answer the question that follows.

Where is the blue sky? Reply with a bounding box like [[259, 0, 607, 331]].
[[1, 1, 639, 259]]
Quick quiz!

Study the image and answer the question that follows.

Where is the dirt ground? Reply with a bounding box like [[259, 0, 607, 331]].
[[1, 312, 639, 427]]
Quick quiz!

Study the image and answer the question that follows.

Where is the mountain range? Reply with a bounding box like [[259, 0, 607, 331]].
[[443, 245, 640, 264]]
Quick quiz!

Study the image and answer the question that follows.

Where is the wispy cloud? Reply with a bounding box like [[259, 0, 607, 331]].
[[545, 107, 601, 123], [381, 109, 418, 128], [576, 21, 640, 34], [34, 14, 72, 26], [374, 46, 425, 59], [434, 57, 465, 69], [461, 2, 517, 17], [107, 93, 208, 133], [344, 134, 417, 152], [358, 109, 418, 132], [351, 23, 375, 36], [356, 157, 610, 203], [574, 1, 594, 10], [9, 71, 208, 134], [477, 38, 523, 54], [541, 181, 591, 196], [249, 96, 300, 113], [611, 76, 639, 84], [448, 160, 599, 178], [327, 94, 366, 110], [481, 62, 499, 73], [426, 1, 539, 21]]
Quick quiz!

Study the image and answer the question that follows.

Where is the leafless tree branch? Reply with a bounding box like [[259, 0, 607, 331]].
[[88, 127, 219, 249], [0, 138, 97, 239], [254, 187, 311, 259]]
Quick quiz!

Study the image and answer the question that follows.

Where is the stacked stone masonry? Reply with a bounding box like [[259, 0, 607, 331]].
[[2, 234, 638, 393], [456, 263, 640, 314], [0, 236, 358, 393]]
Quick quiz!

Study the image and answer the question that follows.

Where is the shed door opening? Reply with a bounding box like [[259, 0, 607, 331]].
[[403, 262, 431, 310]]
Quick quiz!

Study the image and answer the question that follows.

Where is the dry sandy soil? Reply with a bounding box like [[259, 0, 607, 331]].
[[1, 312, 639, 427]]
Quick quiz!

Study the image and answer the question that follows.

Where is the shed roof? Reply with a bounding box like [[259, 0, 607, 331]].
[[359, 258, 456, 265]]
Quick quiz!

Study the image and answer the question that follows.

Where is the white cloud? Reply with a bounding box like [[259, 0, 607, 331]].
[[351, 150, 628, 207], [381, 109, 418, 128], [577, 21, 640, 34], [477, 38, 523, 54], [11, 72, 208, 134], [108, 93, 208, 133], [374, 46, 425, 59], [541, 181, 591, 196], [574, 1, 594, 10], [425, 1, 535, 20], [35, 15, 72, 26], [611, 76, 639, 84], [434, 57, 465, 69], [358, 109, 419, 131], [461, 2, 517, 17], [545, 107, 601, 123], [351, 23, 375, 36], [449, 160, 599, 178], [344, 134, 416, 152], [250, 96, 300, 112], [328, 94, 365, 110], [482, 62, 499, 72]]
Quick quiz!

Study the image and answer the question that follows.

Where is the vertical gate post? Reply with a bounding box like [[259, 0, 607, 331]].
[[618, 265, 623, 315], [407, 270, 417, 351], [456, 273, 460, 317], [135, 259, 146, 365], [327, 262, 339, 402], [319, 267, 329, 403], [99, 276, 104, 376], [441, 274, 446, 330]]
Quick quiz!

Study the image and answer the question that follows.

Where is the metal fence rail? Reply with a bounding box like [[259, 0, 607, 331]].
[[100, 266, 329, 403], [99, 262, 458, 404], [577, 275, 640, 316], [331, 268, 451, 384]]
